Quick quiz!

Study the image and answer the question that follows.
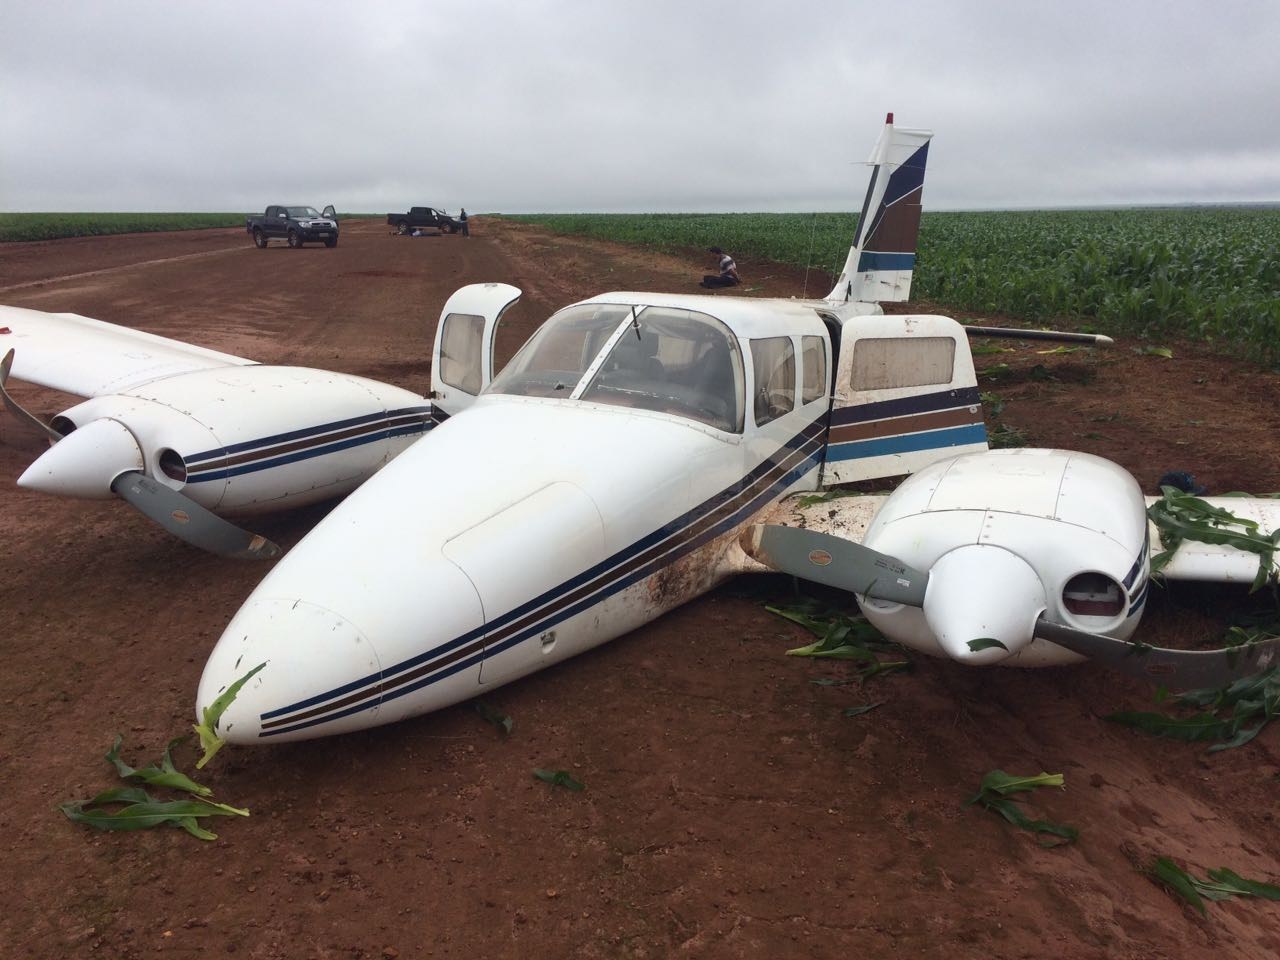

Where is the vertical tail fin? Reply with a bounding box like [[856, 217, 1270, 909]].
[[826, 114, 932, 304]]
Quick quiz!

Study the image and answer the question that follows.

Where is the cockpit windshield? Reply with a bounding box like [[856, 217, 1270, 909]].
[[487, 303, 632, 398], [583, 306, 744, 432], [487, 303, 745, 431], [286, 206, 321, 218]]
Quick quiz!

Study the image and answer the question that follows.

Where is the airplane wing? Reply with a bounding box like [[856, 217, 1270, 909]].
[[1148, 495, 1280, 585], [0, 304, 255, 397], [745, 488, 1280, 588]]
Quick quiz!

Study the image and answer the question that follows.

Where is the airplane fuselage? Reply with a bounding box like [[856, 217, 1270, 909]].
[[199, 296, 837, 742]]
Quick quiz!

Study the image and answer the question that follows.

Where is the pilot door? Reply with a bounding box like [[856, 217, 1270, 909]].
[[430, 283, 522, 418]]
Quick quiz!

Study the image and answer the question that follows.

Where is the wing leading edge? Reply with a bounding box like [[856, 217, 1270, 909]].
[[1149, 494, 1280, 585], [0, 304, 255, 398]]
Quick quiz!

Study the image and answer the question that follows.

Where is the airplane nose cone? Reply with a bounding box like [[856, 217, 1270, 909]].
[[923, 545, 1046, 664], [17, 417, 143, 498], [197, 598, 382, 745]]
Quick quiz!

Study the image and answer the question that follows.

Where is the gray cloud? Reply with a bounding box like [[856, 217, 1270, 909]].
[[3, 0, 1278, 212]]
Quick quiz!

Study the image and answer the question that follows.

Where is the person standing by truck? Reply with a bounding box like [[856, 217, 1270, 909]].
[[459, 208, 469, 237]]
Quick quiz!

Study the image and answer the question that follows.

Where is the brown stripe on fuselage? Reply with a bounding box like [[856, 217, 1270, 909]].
[[262, 423, 827, 731], [189, 412, 428, 474], [827, 405, 982, 445]]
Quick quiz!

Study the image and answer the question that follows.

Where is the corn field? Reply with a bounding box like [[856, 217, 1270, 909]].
[[0, 212, 248, 241], [507, 208, 1280, 364]]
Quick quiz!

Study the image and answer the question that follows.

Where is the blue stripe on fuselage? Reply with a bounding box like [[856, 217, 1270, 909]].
[[185, 405, 434, 464], [826, 424, 987, 462], [186, 422, 432, 483]]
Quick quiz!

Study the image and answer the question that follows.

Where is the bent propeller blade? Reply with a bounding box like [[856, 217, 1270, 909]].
[[0, 348, 64, 441], [1033, 618, 1280, 690], [742, 524, 929, 606], [110, 471, 281, 560]]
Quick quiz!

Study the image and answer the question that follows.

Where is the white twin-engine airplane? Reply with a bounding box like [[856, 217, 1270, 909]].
[[175, 116, 1279, 746], [4, 116, 1278, 747]]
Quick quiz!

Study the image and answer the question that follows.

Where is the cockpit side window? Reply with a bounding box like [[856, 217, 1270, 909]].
[[751, 337, 795, 426], [487, 304, 631, 398], [801, 335, 826, 406], [581, 307, 744, 432]]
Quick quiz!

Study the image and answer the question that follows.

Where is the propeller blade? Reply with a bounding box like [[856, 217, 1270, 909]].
[[0, 348, 63, 441], [1034, 618, 1280, 690], [110, 471, 281, 560], [742, 524, 929, 606]]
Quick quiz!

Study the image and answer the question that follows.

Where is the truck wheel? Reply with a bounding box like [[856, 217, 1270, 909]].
[[287, 229, 302, 248], [325, 237, 338, 248], [447, 225, 457, 234], [396, 220, 410, 235], [253, 229, 267, 248]]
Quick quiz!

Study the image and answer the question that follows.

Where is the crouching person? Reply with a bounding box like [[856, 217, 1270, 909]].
[[701, 247, 740, 288]]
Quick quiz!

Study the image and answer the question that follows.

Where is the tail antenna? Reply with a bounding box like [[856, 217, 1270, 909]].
[[801, 212, 819, 299]]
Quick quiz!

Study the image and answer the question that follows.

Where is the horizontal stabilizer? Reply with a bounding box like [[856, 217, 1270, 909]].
[[963, 325, 1114, 346]]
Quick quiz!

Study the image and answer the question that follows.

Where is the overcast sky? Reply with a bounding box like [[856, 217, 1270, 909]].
[[3, 1, 1278, 213]]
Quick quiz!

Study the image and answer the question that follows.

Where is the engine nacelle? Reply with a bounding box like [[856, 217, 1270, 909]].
[[859, 448, 1150, 666], [22, 366, 431, 515]]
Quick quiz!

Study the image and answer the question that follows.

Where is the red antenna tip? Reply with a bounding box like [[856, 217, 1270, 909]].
[[886, 112, 894, 124]]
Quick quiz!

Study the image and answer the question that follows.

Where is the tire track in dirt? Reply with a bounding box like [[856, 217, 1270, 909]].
[[0, 245, 250, 294]]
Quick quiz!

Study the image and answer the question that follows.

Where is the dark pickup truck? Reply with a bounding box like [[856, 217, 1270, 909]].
[[247, 205, 339, 248], [387, 207, 463, 235]]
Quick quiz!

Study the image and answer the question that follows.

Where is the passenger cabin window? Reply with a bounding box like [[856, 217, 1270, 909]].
[[582, 307, 744, 432], [487, 303, 631, 398], [438, 313, 484, 394], [850, 336, 956, 391], [751, 337, 795, 426], [801, 336, 826, 405]]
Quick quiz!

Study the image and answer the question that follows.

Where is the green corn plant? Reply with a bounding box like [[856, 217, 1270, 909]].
[[967, 770, 1078, 845]]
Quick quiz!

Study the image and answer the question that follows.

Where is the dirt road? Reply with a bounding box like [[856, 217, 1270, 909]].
[[1, 219, 1278, 959]]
